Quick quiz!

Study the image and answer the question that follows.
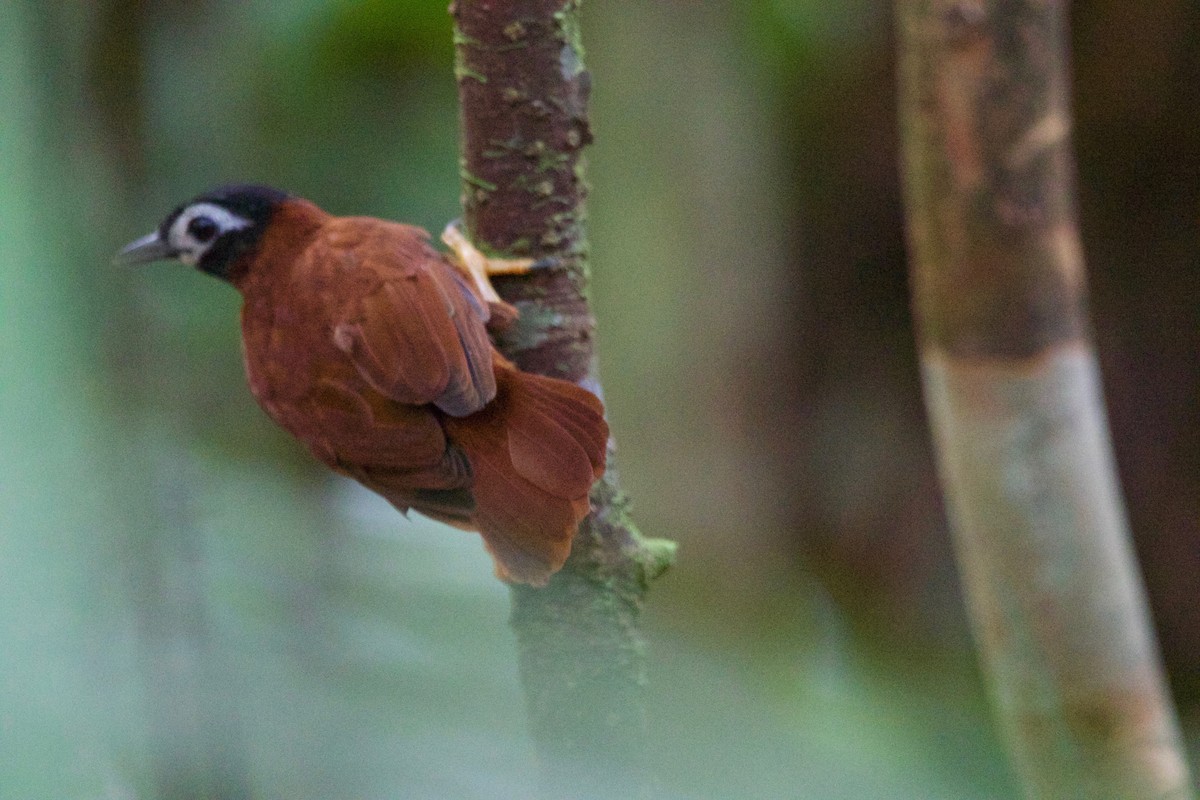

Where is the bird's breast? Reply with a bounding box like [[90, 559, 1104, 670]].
[[239, 287, 348, 432]]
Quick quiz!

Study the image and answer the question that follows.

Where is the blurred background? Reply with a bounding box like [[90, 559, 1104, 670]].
[[2, 1, 1197, 797]]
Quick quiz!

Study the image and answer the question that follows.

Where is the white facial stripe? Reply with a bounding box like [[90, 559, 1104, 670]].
[[168, 202, 253, 265]]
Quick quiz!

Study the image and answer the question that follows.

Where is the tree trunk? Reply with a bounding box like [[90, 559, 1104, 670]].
[[895, 1, 1193, 797], [451, 2, 676, 797]]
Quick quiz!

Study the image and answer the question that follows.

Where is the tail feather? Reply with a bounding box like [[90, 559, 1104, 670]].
[[517, 379, 607, 475], [507, 408, 595, 501], [444, 365, 608, 585]]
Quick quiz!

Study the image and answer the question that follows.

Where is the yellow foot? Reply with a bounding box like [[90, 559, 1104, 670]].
[[441, 222, 535, 307]]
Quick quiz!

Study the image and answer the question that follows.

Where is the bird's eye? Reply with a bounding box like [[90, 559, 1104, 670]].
[[187, 216, 220, 243]]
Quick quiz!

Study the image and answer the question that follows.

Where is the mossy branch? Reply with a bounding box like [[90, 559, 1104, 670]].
[[896, 2, 1193, 797], [451, 1, 675, 797]]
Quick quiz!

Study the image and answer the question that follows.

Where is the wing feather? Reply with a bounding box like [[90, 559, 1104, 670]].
[[330, 229, 496, 416]]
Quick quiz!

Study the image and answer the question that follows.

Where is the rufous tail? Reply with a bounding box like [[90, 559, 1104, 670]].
[[444, 363, 608, 585]]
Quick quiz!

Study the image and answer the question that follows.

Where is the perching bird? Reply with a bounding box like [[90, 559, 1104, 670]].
[[115, 185, 607, 585]]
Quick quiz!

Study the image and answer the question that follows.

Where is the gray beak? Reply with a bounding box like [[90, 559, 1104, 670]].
[[112, 231, 176, 265]]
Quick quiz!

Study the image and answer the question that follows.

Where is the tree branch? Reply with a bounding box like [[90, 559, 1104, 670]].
[[451, 2, 675, 796], [896, 2, 1193, 797]]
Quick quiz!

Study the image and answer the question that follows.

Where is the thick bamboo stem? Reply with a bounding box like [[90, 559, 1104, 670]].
[[896, 1, 1193, 797]]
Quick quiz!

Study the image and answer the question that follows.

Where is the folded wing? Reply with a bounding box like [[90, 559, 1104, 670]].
[[330, 226, 496, 417]]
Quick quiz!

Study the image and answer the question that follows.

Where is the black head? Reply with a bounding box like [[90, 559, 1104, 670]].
[[114, 184, 290, 281]]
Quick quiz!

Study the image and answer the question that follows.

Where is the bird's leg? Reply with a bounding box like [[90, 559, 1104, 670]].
[[441, 222, 536, 307]]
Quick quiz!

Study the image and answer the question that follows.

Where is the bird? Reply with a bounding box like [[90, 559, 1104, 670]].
[[114, 185, 607, 585]]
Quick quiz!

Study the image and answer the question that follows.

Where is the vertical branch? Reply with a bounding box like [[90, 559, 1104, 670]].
[[896, 1, 1193, 798], [451, 2, 675, 797]]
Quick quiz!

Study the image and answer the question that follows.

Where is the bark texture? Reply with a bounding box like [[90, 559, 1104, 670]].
[[896, 1, 1193, 797], [452, 2, 675, 797]]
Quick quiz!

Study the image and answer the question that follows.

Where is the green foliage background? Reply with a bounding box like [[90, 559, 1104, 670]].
[[2, 1, 1196, 798]]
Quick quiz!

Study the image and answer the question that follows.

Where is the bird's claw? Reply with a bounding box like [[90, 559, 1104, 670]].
[[441, 223, 563, 309], [527, 256, 563, 271], [441, 223, 519, 306]]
